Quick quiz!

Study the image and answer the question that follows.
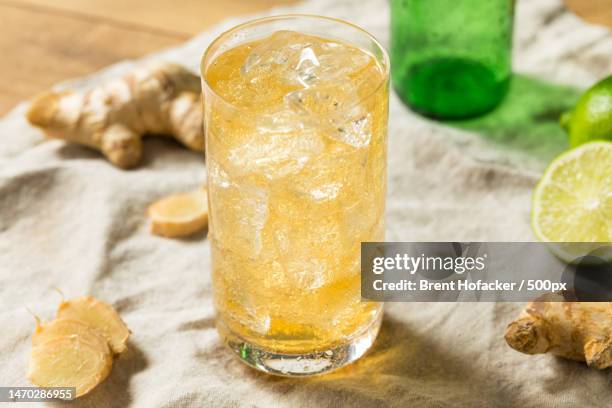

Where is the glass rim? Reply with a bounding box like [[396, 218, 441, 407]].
[[201, 13, 390, 114]]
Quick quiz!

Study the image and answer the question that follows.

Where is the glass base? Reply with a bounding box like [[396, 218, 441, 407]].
[[221, 311, 383, 377]]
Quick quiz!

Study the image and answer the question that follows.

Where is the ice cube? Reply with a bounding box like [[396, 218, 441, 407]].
[[313, 42, 372, 83], [295, 47, 320, 87], [241, 52, 261, 76], [284, 80, 355, 117], [227, 111, 325, 180], [209, 175, 269, 258], [240, 30, 374, 90], [231, 185, 268, 257], [240, 31, 313, 86], [285, 84, 372, 149], [268, 216, 346, 290], [330, 112, 372, 148], [306, 182, 343, 201], [286, 259, 327, 290], [207, 157, 232, 189]]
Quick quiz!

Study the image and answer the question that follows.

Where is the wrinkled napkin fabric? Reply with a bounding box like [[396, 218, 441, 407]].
[[1, 0, 611, 407]]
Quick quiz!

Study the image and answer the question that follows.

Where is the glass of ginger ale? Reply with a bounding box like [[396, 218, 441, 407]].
[[201, 15, 389, 376]]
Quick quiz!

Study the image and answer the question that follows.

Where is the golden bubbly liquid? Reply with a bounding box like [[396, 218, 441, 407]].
[[204, 30, 388, 353]]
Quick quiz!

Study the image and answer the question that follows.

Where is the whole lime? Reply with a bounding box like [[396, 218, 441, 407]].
[[561, 75, 612, 147]]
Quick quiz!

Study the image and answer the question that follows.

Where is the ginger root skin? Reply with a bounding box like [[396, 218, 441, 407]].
[[27, 62, 204, 169], [505, 293, 612, 369]]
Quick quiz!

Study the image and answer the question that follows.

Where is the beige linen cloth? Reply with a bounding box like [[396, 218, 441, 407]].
[[1, 0, 611, 406]]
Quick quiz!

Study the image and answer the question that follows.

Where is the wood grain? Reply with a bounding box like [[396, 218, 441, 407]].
[[0, 2, 184, 114], [11, 0, 298, 36], [565, 0, 612, 29]]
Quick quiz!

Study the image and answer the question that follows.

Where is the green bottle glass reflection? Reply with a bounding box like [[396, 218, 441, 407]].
[[391, 0, 515, 119]]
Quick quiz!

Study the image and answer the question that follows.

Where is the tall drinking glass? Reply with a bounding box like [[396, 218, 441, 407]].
[[201, 15, 389, 376], [391, 0, 515, 119]]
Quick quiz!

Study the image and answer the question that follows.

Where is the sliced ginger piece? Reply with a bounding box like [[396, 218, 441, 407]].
[[57, 296, 130, 354], [28, 335, 112, 397], [33, 317, 109, 353], [147, 188, 208, 238]]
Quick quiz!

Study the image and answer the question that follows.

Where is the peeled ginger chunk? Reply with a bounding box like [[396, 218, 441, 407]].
[[33, 318, 109, 353], [57, 296, 130, 354], [28, 336, 112, 398], [147, 188, 208, 238]]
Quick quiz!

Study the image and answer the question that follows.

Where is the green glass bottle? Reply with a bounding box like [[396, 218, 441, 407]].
[[391, 0, 515, 119]]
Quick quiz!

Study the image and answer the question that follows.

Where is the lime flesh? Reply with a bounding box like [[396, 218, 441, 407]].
[[532, 142, 611, 260]]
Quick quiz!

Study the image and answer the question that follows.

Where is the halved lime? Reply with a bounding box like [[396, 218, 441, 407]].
[[532, 141, 611, 262]]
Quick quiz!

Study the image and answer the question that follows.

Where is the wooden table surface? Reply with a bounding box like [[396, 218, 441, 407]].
[[0, 0, 610, 116]]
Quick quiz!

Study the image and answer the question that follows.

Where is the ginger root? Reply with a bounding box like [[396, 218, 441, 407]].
[[57, 296, 130, 354], [26, 62, 204, 168], [147, 187, 208, 238], [505, 293, 612, 369], [28, 295, 130, 398], [32, 318, 109, 352], [29, 336, 112, 398]]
